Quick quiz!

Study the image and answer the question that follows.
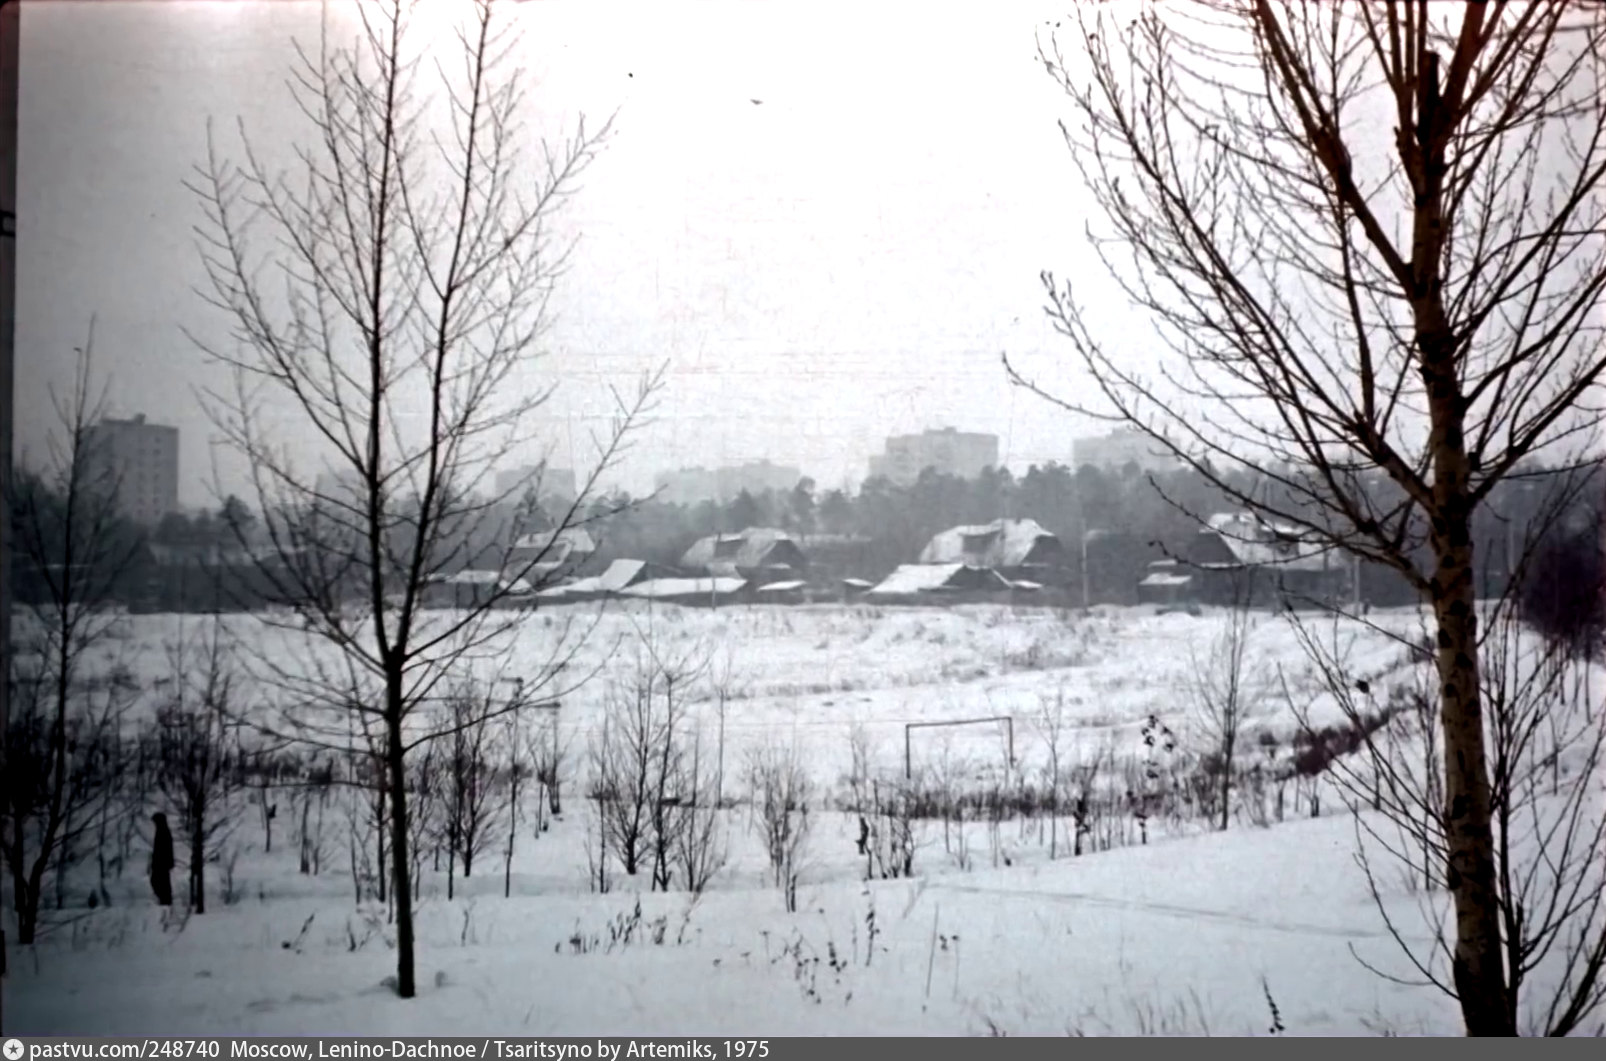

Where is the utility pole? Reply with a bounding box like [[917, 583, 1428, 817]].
[[1080, 525, 1095, 610], [0, 0, 19, 1037]]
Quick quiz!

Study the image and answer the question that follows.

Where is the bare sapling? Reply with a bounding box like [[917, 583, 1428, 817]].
[[501, 712, 525, 899], [1188, 574, 1261, 831], [152, 618, 241, 915], [865, 778, 916, 881], [188, 0, 660, 999], [1067, 747, 1106, 857], [440, 681, 502, 900], [526, 710, 567, 825], [672, 727, 728, 895], [845, 723, 874, 875], [1036, 691, 1069, 857], [589, 631, 707, 887], [748, 741, 813, 913]]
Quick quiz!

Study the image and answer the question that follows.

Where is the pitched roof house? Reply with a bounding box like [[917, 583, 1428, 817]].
[[678, 527, 807, 584], [618, 576, 748, 606], [866, 562, 1013, 599], [420, 569, 535, 609], [918, 518, 1066, 575], [1194, 512, 1334, 571], [1182, 512, 1350, 607], [507, 527, 598, 582], [535, 558, 679, 602]]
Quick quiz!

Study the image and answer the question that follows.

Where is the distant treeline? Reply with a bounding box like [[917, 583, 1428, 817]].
[[8, 458, 1603, 614], [580, 460, 1606, 607]]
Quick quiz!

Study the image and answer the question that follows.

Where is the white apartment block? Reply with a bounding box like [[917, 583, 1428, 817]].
[[1070, 426, 1178, 476], [867, 427, 999, 486], [82, 414, 180, 527]]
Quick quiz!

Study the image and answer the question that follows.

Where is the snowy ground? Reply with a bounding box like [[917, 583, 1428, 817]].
[[75, 601, 1431, 790], [7, 811, 1464, 1036], [4, 602, 1590, 1036]]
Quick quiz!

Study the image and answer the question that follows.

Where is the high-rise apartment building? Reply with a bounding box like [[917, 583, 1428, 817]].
[[867, 427, 999, 486], [654, 460, 801, 506], [83, 414, 180, 526], [1070, 426, 1178, 476]]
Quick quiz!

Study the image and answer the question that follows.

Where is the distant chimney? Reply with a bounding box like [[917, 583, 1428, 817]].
[[133, 413, 145, 424]]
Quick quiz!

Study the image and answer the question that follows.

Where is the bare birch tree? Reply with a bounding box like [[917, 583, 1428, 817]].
[[1010, 2, 1606, 1034], [187, 0, 658, 998]]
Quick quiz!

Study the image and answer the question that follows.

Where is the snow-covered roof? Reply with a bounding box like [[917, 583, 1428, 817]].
[[1139, 572, 1193, 587], [1202, 512, 1334, 572], [1008, 579, 1044, 591], [867, 563, 1011, 596], [593, 558, 648, 592], [755, 580, 807, 592], [512, 527, 597, 556], [919, 518, 1065, 569], [428, 570, 533, 594], [679, 527, 805, 572], [537, 558, 667, 599], [445, 569, 503, 584], [619, 577, 747, 600]]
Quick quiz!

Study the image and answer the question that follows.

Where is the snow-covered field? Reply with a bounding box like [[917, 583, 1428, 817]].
[[8, 811, 1465, 1036], [72, 601, 1429, 789], [5, 603, 1595, 1035]]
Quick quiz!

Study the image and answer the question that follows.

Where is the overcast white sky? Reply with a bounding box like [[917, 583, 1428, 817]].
[[16, 0, 1152, 504]]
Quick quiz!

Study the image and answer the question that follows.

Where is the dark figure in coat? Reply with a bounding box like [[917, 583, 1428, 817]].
[[150, 812, 175, 907]]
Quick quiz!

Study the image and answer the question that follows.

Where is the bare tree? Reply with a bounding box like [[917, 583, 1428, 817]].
[[152, 619, 240, 915], [187, 0, 658, 998], [747, 741, 813, 913], [671, 726, 728, 895], [1035, 691, 1069, 857], [1290, 586, 1605, 1035], [440, 681, 500, 899], [1188, 570, 1262, 831], [587, 690, 654, 881], [2, 336, 140, 945], [1011, 3, 1606, 1033], [587, 631, 705, 888], [500, 710, 525, 899], [526, 710, 568, 827]]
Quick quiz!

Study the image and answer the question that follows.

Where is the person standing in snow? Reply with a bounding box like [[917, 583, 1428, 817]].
[[149, 812, 175, 907]]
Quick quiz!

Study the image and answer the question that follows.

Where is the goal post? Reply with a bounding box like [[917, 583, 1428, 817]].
[[904, 716, 1015, 780]]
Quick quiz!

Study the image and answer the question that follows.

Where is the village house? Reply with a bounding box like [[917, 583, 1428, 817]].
[[678, 526, 808, 586], [506, 526, 599, 584], [533, 558, 679, 603], [1135, 558, 1197, 607], [865, 562, 1014, 602], [617, 575, 749, 607], [1177, 511, 1351, 608], [420, 569, 534, 609], [918, 518, 1067, 585]]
